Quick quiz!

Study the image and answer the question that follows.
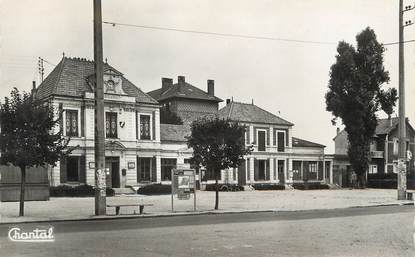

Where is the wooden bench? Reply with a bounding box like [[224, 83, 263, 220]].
[[106, 203, 153, 215]]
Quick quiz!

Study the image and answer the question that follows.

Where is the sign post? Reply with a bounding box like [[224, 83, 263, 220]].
[[171, 169, 196, 212]]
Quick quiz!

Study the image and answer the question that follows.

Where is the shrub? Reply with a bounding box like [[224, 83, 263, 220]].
[[292, 183, 329, 190], [252, 184, 285, 190], [137, 184, 172, 195], [50, 185, 115, 197], [204, 184, 244, 191]]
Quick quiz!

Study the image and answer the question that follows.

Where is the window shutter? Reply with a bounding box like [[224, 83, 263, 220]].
[[80, 156, 86, 183], [253, 128, 257, 145], [273, 158, 277, 180], [266, 159, 270, 180], [254, 159, 258, 181], [59, 103, 63, 134], [273, 129, 276, 146], [136, 111, 139, 140], [136, 157, 141, 182], [286, 129, 289, 146], [151, 156, 157, 182], [60, 157, 67, 183], [267, 129, 270, 145], [81, 105, 85, 137], [246, 126, 250, 144], [152, 111, 156, 140]]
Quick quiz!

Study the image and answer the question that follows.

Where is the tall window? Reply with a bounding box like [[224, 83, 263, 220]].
[[137, 157, 151, 182], [308, 161, 317, 180], [65, 110, 78, 137], [140, 115, 151, 140], [161, 158, 176, 181], [106, 112, 118, 138], [277, 132, 285, 152], [293, 161, 302, 180], [67, 156, 80, 182], [258, 130, 266, 151]]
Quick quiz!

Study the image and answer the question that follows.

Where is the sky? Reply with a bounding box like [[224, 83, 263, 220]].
[[1, 0, 415, 153]]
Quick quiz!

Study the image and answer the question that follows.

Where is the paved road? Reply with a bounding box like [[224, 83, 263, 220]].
[[0, 205, 414, 257]]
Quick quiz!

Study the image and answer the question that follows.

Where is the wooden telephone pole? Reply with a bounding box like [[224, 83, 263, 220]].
[[93, 0, 106, 215], [398, 0, 414, 200]]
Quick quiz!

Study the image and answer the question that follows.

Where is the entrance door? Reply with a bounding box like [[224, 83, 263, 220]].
[[278, 160, 285, 183], [105, 157, 120, 188]]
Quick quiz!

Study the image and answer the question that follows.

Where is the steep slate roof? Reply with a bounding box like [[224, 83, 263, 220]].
[[375, 117, 399, 135], [292, 137, 325, 148], [35, 57, 158, 104], [218, 101, 293, 126], [147, 82, 222, 102], [160, 124, 190, 142], [333, 117, 415, 141]]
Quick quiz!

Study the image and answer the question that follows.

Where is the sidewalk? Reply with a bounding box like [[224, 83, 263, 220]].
[[0, 189, 413, 224]]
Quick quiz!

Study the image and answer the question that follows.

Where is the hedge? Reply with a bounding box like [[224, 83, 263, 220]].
[[292, 183, 330, 190], [252, 184, 285, 190], [50, 185, 115, 197], [137, 184, 172, 195], [205, 184, 244, 191]]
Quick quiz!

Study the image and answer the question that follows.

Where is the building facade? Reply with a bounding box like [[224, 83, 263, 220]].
[[35, 56, 333, 189], [333, 117, 415, 187]]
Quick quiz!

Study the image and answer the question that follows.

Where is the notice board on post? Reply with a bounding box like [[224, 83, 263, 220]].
[[171, 169, 196, 212]]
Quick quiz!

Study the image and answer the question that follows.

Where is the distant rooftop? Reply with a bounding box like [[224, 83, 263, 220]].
[[147, 76, 222, 103]]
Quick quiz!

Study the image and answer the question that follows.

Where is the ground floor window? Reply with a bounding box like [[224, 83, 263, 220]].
[[292, 161, 302, 180], [202, 168, 215, 181], [161, 158, 176, 181], [254, 159, 268, 181], [67, 156, 80, 182], [137, 157, 152, 182]]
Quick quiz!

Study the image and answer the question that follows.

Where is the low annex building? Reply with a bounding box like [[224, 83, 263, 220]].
[[34, 56, 333, 189]]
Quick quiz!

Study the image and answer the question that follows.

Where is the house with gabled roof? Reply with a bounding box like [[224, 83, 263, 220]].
[[333, 117, 415, 187], [218, 100, 333, 186], [147, 76, 222, 125], [35, 56, 162, 190]]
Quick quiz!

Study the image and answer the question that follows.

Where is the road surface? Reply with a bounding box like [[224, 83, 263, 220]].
[[0, 205, 414, 257]]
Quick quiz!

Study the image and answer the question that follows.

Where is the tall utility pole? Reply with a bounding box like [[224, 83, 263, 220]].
[[398, 0, 413, 200], [93, 0, 106, 215]]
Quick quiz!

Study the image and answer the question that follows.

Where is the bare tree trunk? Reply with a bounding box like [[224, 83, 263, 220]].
[[19, 166, 26, 217], [215, 169, 219, 210], [358, 174, 366, 189]]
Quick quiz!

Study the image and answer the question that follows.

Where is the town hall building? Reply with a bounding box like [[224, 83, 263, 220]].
[[34, 56, 333, 191]]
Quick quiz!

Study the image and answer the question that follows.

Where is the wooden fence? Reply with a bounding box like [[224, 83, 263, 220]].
[[0, 165, 49, 202]]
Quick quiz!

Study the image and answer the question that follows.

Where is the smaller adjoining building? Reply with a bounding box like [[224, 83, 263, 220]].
[[333, 117, 415, 188], [218, 100, 333, 186]]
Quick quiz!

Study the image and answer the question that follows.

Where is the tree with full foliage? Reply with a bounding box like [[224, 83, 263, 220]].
[[326, 27, 397, 188], [0, 88, 70, 216], [160, 107, 183, 125], [187, 117, 252, 209]]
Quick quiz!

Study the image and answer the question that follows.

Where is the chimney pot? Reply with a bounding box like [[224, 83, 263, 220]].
[[207, 79, 214, 96], [32, 81, 36, 89], [226, 99, 231, 105], [336, 127, 340, 134], [162, 77, 173, 92], [178, 76, 185, 84]]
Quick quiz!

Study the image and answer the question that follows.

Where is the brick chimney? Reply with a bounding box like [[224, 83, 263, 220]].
[[336, 127, 340, 134], [31, 81, 36, 98], [178, 76, 185, 85], [226, 99, 231, 105], [162, 77, 173, 92], [207, 79, 214, 96]]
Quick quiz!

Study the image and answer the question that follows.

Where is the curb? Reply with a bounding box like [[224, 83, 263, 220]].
[[1, 202, 413, 225]]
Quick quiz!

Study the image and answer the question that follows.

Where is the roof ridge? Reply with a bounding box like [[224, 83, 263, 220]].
[[51, 57, 66, 96]]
